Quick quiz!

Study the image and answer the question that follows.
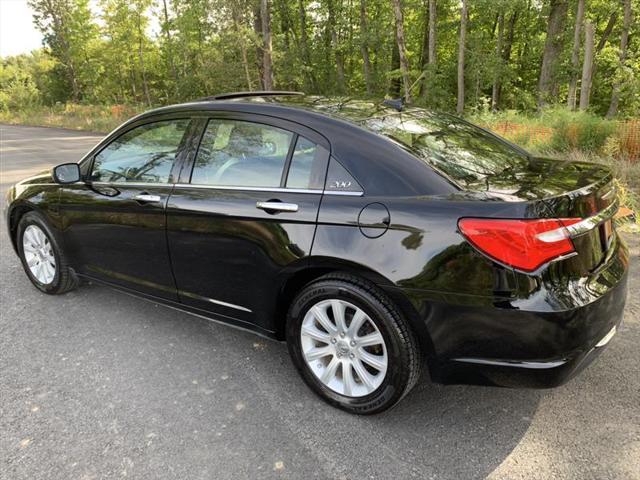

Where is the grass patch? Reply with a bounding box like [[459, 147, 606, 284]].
[[0, 103, 144, 133]]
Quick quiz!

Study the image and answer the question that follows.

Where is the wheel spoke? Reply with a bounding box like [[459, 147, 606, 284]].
[[33, 229, 44, 247], [312, 305, 337, 334], [36, 262, 46, 282], [347, 309, 367, 337], [330, 300, 347, 333], [352, 358, 375, 390], [44, 261, 55, 281], [358, 350, 386, 372], [304, 346, 333, 362], [320, 356, 340, 384], [23, 242, 37, 253], [357, 332, 384, 348], [301, 324, 331, 344], [24, 228, 36, 247], [25, 254, 38, 267], [342, 362, 355, 396]]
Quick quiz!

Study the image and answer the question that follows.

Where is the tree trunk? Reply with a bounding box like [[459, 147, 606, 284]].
[[491, 12, 504, 111], [567, 0, 585, 110], [595, 12, 618, 54], [389, 41, 401, 97], [260, 0, 274, 90], [428, 0, 436, 65], [579, 21, 594, 110], [457, 0, 467, 114], [232, 6, 253, 91], [360, 0, 372, 94], [391, 0, 411, 102], [419, 8, 430, 69], [607, 0, 632, 118], [298, 0, 316, 91], [327, 0, 345, 92], [495, 11, 517, 106], [161, 0, 179, 98], [253, 4, 264, 86], [538, 0, 569, 108], [136, 11, 152, 107]]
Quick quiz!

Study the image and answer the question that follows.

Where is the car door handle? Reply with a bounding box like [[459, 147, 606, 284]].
[[133, 193, 162, 203], [256, 201, 299, 213]]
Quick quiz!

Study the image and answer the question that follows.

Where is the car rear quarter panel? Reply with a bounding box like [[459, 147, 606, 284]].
[[312, 193, 628, 374], [312, 195, 529, 352]]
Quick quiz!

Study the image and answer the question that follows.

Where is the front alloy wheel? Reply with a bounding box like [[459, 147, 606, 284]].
[[17, 211, 78, 294], [22, 224, 57, 285]]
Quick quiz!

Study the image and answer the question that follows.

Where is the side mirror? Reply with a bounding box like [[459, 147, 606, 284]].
[[53, 163, 81, 184]]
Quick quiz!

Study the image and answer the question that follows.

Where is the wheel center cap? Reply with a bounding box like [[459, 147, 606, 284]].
[[336, 341, 350, 356]]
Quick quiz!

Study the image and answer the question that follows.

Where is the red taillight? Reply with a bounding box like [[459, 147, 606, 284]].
[[458, 218, 582, 272]]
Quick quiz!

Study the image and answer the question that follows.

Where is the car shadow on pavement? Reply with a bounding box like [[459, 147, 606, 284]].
[[1, 272, 541, 480], [85, 282, 543, 480]]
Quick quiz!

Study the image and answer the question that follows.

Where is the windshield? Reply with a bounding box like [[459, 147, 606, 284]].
[[360, 110, 530, 187]]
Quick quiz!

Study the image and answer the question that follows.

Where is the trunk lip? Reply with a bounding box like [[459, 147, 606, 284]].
[[564, 198, 619, 237]]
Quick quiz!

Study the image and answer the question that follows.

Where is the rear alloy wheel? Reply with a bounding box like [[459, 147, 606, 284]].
[[287, 273, 421, 414], [300, 299, 388, 397], [17, 211, 78, 294]]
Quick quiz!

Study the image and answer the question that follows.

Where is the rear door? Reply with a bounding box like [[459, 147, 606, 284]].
[[166, 113, 330, 332]]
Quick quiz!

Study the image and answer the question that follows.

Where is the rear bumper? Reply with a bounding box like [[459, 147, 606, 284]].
[[438, 321, 622, 388], [404, 236, 629, 388]]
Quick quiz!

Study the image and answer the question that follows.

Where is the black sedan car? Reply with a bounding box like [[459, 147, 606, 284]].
[[6, 92, 628, 414]]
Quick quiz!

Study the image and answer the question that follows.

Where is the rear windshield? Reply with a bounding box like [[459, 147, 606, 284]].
[[360, 110, 529, 187]]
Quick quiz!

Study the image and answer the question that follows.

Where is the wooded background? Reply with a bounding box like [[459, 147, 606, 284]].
[[0, 0, 637, 118]]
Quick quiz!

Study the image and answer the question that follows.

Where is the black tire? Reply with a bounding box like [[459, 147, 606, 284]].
[[16, 211, 78, 295], [286, 273, 422, 414]]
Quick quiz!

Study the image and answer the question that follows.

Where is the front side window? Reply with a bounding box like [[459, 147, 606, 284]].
[[191, 119, 293, 188], [91, 119, 190, 184]]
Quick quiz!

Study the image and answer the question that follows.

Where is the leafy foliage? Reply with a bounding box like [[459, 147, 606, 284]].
[[0, 0, 636, 117]]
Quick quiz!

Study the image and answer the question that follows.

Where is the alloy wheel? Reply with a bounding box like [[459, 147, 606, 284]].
[[300, 299, 388, 397], [22, 224, 56, 285]]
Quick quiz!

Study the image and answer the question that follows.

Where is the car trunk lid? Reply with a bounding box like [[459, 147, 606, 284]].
[[465, 157, 618, 273]]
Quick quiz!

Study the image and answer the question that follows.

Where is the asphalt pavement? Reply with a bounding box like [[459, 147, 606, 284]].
[[1, 123, 639, 480]]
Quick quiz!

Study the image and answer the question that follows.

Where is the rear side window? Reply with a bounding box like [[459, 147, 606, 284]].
[[191, 119, 293, 188], [285, 136, 329, 190], [91, 119, 189, 183]]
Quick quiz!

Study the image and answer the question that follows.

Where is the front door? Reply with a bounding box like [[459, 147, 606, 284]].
[[59, 117, 193, 300], [166, 115, 330, 332]]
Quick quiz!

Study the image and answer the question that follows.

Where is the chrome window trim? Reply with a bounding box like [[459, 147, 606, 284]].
[[87, 181, 364, 196], [90, 181, 173, 187], [322, 189, 364, 196], [172, 183, 364, 196]]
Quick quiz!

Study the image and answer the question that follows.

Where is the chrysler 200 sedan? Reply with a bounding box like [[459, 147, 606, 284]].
[[5, 92, 628, 414]]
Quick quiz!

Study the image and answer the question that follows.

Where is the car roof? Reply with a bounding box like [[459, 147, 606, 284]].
[[133, 96, 457, 197]]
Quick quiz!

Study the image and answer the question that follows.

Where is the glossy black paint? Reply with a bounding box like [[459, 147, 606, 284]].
[[58, 182, 178, 299], [166, 187, 321, 330], [5, 97, 628, 389]]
